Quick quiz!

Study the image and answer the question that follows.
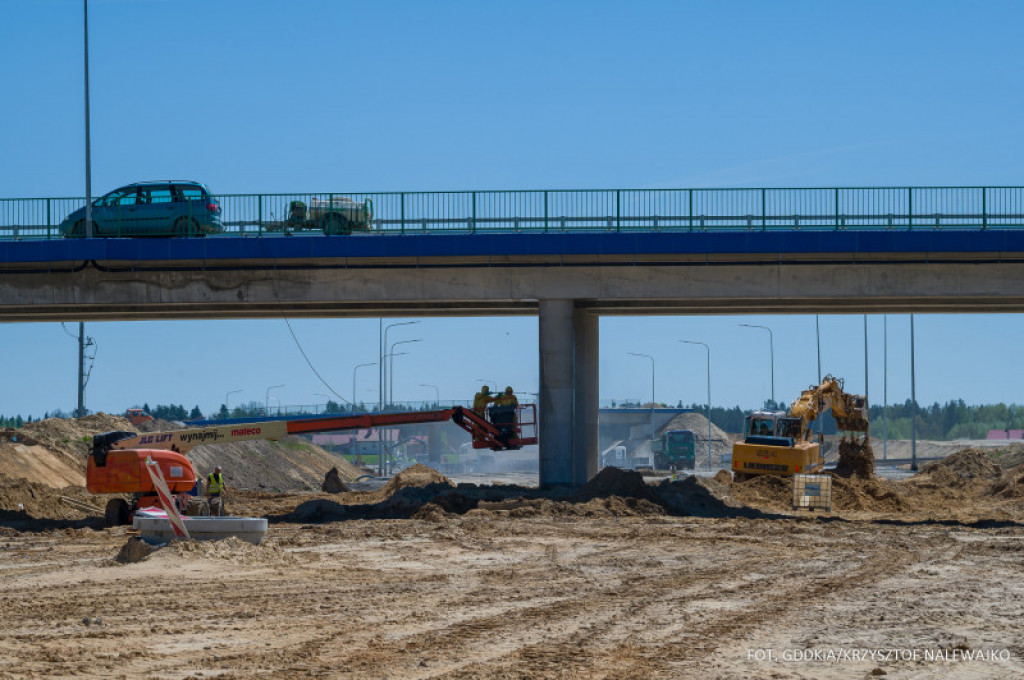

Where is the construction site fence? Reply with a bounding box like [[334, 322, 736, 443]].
[[4, 186, 1024, 240]]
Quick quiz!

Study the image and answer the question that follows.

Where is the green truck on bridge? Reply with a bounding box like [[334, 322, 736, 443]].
[[273, 196, 374, 235]]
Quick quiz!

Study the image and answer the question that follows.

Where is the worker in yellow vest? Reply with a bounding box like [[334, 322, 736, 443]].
[[206, 466, 226, 516], [494, 386, 518, 408], [473, 386, 496, 416]]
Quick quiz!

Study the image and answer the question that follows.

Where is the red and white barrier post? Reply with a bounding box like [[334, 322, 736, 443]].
[[144, 456, 190, 539]]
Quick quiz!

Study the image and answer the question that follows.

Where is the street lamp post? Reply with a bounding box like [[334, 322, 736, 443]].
[[420, 384, 440, 406], [83, 0, 93, 238], [265, 384, 284, 416], [381, 321, 420, 412], [380, 321, 419, 477], [352, 362, 376, 412], [681, 340, 712, 469], [739, 323, 774, 405], [225, 390, 241, 412], [626, 353, 655, 408], [388, 339, 422, 405]]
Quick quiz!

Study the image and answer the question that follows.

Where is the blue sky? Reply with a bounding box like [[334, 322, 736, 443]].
[[2, 0, 1023, 417]]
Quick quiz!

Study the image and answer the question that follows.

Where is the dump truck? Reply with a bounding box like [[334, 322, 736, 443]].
[[88, 404, 537, 524], [271, 196, 374, 235], [651, 429, 696, 470], [731, 375, 868, 481]]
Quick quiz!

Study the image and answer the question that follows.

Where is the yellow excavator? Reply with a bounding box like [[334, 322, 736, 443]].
[[731, 375, 869, 481]]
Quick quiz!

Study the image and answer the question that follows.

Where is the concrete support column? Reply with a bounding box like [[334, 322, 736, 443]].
[[539, 299, 574, 486], [538, 299, 598, 487], [573, 306, 599, 486]]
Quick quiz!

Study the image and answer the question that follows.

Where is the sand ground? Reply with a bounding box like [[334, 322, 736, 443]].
[[2, 419, 1023, 680], [2, 483, 1023, 679]]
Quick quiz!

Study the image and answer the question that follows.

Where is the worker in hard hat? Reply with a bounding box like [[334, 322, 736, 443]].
[[206, 465, 226, 516], [494, 386, 518, 408], [473, 385, 497, 416]]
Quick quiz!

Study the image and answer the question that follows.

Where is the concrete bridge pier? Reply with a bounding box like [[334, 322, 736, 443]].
[[538, 299, 599, 488]]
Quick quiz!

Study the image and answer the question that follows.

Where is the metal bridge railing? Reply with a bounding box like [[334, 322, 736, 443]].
[[3, 186, 1024, 240]]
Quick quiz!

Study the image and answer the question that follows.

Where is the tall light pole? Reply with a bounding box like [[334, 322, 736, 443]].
[[626, 352, 655, 408], [83, 0, 93, 238], [420, 384, 440, 405], [225, 389, 241, 412], [739, 323, 774, 405], [388, 338, 422, 404], [77, 323, 86, 417], [681, 340, 711, 469], [377, 352, 407, 476], [352, 362, 375, 411], [381, 321, 420, 412], [265, 384, 284, 416]]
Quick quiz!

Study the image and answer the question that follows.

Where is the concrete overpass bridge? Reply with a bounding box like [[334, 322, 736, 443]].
[[3, 185, 1024, 487]]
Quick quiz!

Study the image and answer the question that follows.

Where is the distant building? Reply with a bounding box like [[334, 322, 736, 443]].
[[986, 429, 1024, 440]]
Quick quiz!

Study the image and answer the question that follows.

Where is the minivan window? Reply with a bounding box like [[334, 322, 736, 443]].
[[104, 188, 137, 207], [148, 186, 174, 204], [174, 184, 206, 201]]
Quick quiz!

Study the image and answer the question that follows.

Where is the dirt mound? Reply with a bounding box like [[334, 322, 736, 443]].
[[920, 449, 1003, 479], [0, 478, 102, 519], [116, 537, 153, 564], [134, 419, 183, 433], [0, 414, 136, 489], [727, 473, 911, 513], [713, 469, 733, 484], [990, 464, 1024, 498], [729, 474, 793, 511], [656, 412, 732, 465], [0, 441, 86, 488], [990, 443, 1024, 469], [830, 476, 912, 513], [321, 467, 348, 493], [151, 536, 286, 564], [188, 436, 364, 493], [21, 414, 133, 457], [378, 464, 454, 497], [654, 475, 761, 518], [469, 496, 666, 519], [577, 467, 659, 502]]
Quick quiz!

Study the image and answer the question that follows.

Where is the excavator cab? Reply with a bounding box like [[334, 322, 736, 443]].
[[743, 411, 803, 448]]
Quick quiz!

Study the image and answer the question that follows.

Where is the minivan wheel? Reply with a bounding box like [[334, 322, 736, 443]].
[[174, 217, 199, 237]]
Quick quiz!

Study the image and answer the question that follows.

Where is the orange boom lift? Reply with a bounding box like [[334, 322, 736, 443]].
[[88, 404, 537, 524]]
